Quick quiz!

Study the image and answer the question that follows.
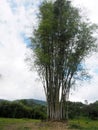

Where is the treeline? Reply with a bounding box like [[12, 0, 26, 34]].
[[68, 101, 98, 120], [0, 99, 47, 119], [0, 99, 98, 120]]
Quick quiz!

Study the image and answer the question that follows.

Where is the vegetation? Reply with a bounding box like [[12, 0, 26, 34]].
[[32, 0, 97, 120], [0, 118, 98, 130], [0, 99, 98, 130], [69, 118, 98, 130], [0, 99, 47, 120], [66, 101, 98, 120], [0, 99, 98, 121]]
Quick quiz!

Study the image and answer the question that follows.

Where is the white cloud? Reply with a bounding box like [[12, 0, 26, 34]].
[[72, 0, 98, 24], [70, 0, 98, 103], [0, 0, 45, 100], [70, 72, 98, 103]]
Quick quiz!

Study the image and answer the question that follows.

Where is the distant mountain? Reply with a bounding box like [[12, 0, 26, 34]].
[[0, 98, 46, 106], [33, 99, 46, 106], [0, 99, 8, 102], [15, 99, 46, 106]]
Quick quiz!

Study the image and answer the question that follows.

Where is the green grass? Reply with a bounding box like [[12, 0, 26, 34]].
[[0, 118, 98, 130], [0, 118, 67, 130], [0, 118, 41, 130], [69, 118, 98, 130]]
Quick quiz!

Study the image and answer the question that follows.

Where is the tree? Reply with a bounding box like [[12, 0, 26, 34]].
[[32, 0, 97, 120]]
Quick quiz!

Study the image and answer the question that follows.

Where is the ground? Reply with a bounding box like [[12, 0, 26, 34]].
[[0, 118, 72, 130], [0, 118, 98, 130]]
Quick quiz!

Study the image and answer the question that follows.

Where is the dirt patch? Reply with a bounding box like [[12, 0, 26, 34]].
[[36, 121, 69, 130]]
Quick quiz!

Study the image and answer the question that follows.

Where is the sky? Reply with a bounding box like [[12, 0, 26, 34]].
[[0, 0, 98, 104]]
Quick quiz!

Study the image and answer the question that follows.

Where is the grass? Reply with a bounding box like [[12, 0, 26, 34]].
[[0, 118, 40, 130], [69, 118, 98, 130], [0, 118, 98, 130], [0, 118, 68, 130]]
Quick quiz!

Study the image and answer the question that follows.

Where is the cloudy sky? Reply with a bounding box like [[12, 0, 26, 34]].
[[0, 0, 98, 103]]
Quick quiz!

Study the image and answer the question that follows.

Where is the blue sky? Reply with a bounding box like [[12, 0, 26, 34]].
[[0, 0, 98, 103], [20, 32, 31, 47]]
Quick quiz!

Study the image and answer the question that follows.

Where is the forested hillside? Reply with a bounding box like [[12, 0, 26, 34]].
[[0, 99, 46, 119], [0, 99, 98, 120]]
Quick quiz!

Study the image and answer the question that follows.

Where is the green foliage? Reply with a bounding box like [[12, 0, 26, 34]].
[[86, 102, 98, 120], [0, 99, 47, 120], [68, 101, 98, 120], [33, 0, 97, 80], [67, 101, 85, 119], [0, 99, 98, 121], [32, 105, 47, 119], [0, 100, 32, 118]]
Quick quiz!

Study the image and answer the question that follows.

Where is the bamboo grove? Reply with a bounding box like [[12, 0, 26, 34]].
[[32, 0, 97, 120]]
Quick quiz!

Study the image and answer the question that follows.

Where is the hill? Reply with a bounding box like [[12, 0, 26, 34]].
[[15, 99, 46, 106], [0, 98, 47, 119], [0, 98, 98, 120]]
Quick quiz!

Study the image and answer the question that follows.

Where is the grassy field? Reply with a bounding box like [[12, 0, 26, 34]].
[[0, 118, 98, 130], [69, 118, 98, 130], [0, 118, 68, 130]]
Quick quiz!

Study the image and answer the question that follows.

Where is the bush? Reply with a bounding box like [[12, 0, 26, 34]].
[[0, 100, 47, 119]]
